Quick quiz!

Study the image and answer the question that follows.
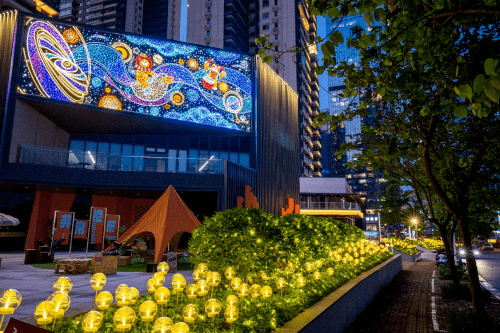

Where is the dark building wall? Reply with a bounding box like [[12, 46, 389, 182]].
[[255, 58, 300, 216], [223, 0, 250, 53], [223, 159, 256, 210], [142, 0, 169, 38]]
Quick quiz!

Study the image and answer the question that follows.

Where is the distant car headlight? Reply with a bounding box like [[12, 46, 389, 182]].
[[474, 250, 479, 256], [460, 249, 465, 255]]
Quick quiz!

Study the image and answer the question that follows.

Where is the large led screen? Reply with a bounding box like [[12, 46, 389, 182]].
[[18, 18, 253, 132]]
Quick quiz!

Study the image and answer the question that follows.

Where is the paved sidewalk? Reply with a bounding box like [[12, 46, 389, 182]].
[[346, 260, 500, 333]]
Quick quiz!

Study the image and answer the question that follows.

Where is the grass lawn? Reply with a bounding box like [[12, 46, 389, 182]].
[[31, 259, 194, 272]]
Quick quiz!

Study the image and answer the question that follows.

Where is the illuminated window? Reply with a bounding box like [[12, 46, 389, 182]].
[[207, 7, 210, 12], [274, 34, 278, 40], [263, 13, 269, 19], [263, 24, 269, 30], [207, 30, 210, 36], [274, 11, 278, 17], [207, 19, 210, 24]]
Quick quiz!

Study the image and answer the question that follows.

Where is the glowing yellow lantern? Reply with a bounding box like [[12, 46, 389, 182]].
[[206, 271, 221, 287], [328, 251, 335, 258], [305, 262, 314, 273], [261, 286, 272, 299], [53, 277, 73, 294], [326, 268, 334, 276], [197, 263, 208, 274], [205, 298, 221, 318], [172, 274, 187, 292], [82, 310, 103, 333], [224, 305, 239, 324], [116, 287, 131, 307], [230, 277, 242, 291], [361, 257, 365, 263], [226, 295, 238, 306], [314, 260, 322, 269], [46, 292, 70, 319], [286, 262, 296, 274], [171, 322, 189, 333], [313, 271, 321, 281], [34, 301, 52, 327], [95, 291, 113, 310], [153, 317, 173, 333], [354, 258, 360, 265], [113, 306, 136, 332], [116, 284, 128, 293], [182, 304, 198, 323], [129, 287, 139, 305], [192, 270, 202, 282], [185, 284, 198, 300], [152, 272, 166, 288], [276, 278, 286, 290], [261, 271, 270, 281], [196, 279, 209, 298], [225, 267, 236, 280], [157, 262, 170, 275], [0, 289, 22, 316], [298, 276, 307, 288], [236, 283, 249, 298], [139, 300, 158, 329], [154, 287, 170, 316], [147, 279, 157, 293], [90, 273, 106, 291], [249, 284, 261, 299]]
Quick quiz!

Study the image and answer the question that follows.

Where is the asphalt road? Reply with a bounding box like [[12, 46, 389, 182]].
[[475, 250, 500, 292]]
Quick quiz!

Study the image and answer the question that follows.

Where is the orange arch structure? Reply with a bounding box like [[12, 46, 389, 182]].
[[112, 185, 201, 263]]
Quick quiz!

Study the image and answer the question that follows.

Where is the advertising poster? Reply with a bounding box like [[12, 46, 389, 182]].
[[104, 214, 120, 242], [53, 211, 74, 245], [73, 219, 89, 239], [89, 207, 107, 248]]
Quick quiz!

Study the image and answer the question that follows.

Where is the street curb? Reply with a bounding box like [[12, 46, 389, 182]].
[[274, 254, 403, 333]]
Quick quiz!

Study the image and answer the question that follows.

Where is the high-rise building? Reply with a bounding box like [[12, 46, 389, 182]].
[[0, 0, 58, 16], [186, 0, 322, 177], [57, 0, 181, 38], [326, 15, 387, 223]]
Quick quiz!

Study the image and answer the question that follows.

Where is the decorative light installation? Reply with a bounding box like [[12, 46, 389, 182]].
[[34, 301, 52, 328], [152, 272, 165, 288], [153, 317, 174, 333], [129, 287, 140, 305], [205, 298, 221, 333], [206, 271, 221, 298], [197, 263, 208, 275], [196, 279, 209, 301], [304, 262, 315, 273], [53, 277, 73, 294], [276, 278, 286, 290], [192, 270, 202, 282], [157, 262, 170, 276], [90, 273, 106, 309], [115, 287, 131, 307], [298, 276, 307, 288], [113, 306, 136, 332], [326, 268, 334, 276], [82, 310, 103, 333], [116, 284, 128, 293], [261, 271, 270, 281], [154, 287, 170, 316], [185, 284, 198, 300], [225, 267, 236, 281], [313, 271, 321, 281], [230, 277, 242, 291], [147, 279, 157, 293], [139, 300, 157, 331], [182, 304, 198, 324], [236, 283, 249, 298], [249, 284, 262, 299], [0, 289, 22, 330], [224, 305, 239, 327], [46, 292, 70, 330], [261, 286, 272, 299], [171, 322, 190, 333], [172, 274, 186, 308], [314, 260, 323, 269], [226, 295, 238, 306], [95, 291, 113, 310]]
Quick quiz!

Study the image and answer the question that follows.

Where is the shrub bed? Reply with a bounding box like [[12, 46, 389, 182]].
[[46, 208, 393, 333], [440, 282, 491, 302], [382, 237, 419, 255], [416, 238, 445, 251], [438, 264, 468, 281], [447, 310, 500, 332]]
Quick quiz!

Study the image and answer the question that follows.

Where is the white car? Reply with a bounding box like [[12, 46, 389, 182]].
[[481, 243, 494, 251]]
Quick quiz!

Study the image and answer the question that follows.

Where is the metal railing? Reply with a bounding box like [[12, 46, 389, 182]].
[[300, 201, 362, 211], [18, 145, 223, 174]]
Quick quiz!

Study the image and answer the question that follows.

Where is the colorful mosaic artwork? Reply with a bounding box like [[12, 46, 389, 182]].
[[19, 19, 253, 132]]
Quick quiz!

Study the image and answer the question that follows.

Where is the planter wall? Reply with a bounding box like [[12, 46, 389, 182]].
[[277, 254, 403, 333], [391, 249, 421, 262]]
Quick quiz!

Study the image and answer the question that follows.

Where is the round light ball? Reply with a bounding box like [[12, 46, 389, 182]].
[[152, 272, 165, 288], [276, 278, 286, 290], [314, 260, 323, 269], [46, 292, 70, 319], [226, 295, 238, 306], [0, 289, 22, 315], [157, 262, 170, 275], [305, 262, 315, 273], [326, 268, 334, 276], [205, 298, 221, 318], [230, 277, 242, 291], [129, 287, 140, 305], [182, 304, 198, 323], [95, 291, 113, 310], [196, 263, 208, 273], [154, 287, 170, 305], [115, 287, 131, 307], [139, 300, 158, 322], [113, 306, 136, 332], [53, 277, 73, 294], [115, 284, 128, 294], [82, 310, 103, 333], [192, 270, 202, 282], [90, 273, 106, 291], [261, 286, 272, 299], [237, 283, 249, 298], [206, 271, 221, 287], [249, 284, 261, 299], [196, 280, 209, 297], [298, 276, 307, 288], [153, 317, 173, 333], [313, 271, 321, 281], [34, 301, 52, 325], [185, 284, 198, 300], [224, 305, 239, 324], [224, 267, 236, 280], [147, 279, 157, 293], [172, 274, 186, 292], [171, 322, 189, 333]]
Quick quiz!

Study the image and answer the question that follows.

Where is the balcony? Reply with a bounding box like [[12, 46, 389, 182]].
[[18, 145, 224, 174], [301, 120, 312, 135], [204, 36, 211, 43], [313, 171, 322, 177], [302, 134, 313, 147], [205, 13, 211, 19], [312, 139, 322, 150], [313, 160, 322, 169], [313, 149, 321, 159], [273, 27, 279, 33], [205, 0, 212, 7], [302, 144, 313, 159], [205, 24, 211, 30], [310, 90, 319, 100], [300, 201, 363, 212]]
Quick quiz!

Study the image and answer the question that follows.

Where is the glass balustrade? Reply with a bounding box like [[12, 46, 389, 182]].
[[299, 201, 362, 211]]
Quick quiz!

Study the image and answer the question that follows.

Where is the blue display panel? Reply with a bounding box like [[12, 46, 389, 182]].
[[18, 18, 253, 132]]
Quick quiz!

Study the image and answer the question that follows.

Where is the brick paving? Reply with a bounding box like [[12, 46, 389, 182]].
[[346, 260, 500, 333]]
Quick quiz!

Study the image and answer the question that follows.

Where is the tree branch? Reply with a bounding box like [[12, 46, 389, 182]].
[[430, 8, 500, 20]]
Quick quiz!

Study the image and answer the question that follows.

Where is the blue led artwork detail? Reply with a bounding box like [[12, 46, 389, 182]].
[[18, 19, 253, 132]]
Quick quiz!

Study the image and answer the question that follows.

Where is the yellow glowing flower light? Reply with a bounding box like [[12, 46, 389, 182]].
[[182, 304, 198, 323], [206, 271, 221, 287], [224, 305, 239, 324], [116, 284, 128, 293], [249, 284, 262, 299], [313, 271, 321, 281], [147, 279, 157, 293], [192, 270, 202, 282], [82, 310, 103, 333], [171, 322, 190, 333], [0, 289, 22, 315], [197, 263, 208, 274], [154, 287, 171, 305], [298, 276, 307, 288], [53, 277, 73, 294], [129, 287, 140, 305], [314, 260, 323, 268], [305, 262, 315, 273], [276, 278, 286, 289], [196, 279, 209, 297], [226, 295, 238, 306], [261, 271, 270, 281], [205, 298, 221, 318], [113, 306, 136, 332], [185, 284, 198, 300], [225, 267, 236, 280], [326, 268, 334, 276], [115, 287, 131, 307], [90, 273, 106, 291], [157, 262, 170, 275], [237, 283, 249, 298], [172, 274, 187, 292], [153, 317, 174, 333], [46, 292, 70, 319], [261, 286, 273, 299], [95, 291, 113, 310], [34, 301, 52, 326], [152, 272, 166, 288], [230, 277, 242, 291], [139, 300, 158, 322]]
